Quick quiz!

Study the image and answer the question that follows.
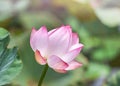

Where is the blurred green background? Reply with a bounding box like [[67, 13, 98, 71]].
[[0, 0, 120, 86]]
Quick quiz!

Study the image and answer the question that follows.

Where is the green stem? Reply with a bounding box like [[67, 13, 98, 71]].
[[38, 64, 48, 86]]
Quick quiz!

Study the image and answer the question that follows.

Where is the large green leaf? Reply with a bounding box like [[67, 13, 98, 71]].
[[0, 28, 9, 39], [0, 28, 10, 48], [0, 28, 22, 85]]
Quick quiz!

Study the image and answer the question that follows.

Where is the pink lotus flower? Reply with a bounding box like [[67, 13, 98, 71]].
[[30, 25, 83, 73]]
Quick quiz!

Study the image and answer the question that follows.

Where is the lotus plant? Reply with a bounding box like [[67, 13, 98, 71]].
[[30, 25, 83, 86]]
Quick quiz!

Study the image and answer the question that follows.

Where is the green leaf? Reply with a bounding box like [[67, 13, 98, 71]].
[[0, 28, 10, 47], [0, 48, 22, 86], [0, 28, 9, 40], [0, 28, 22, 85]]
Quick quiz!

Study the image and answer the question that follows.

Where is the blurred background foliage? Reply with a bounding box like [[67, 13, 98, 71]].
[[0, 0, 120, 86]]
